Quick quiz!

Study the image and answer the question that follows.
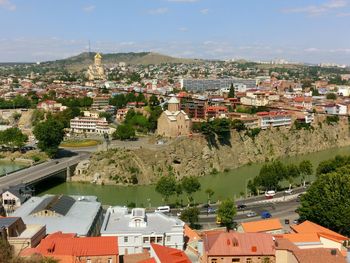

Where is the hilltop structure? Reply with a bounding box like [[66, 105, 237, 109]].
[[87, 53, 106, 80], [157, 96, 191, 137]]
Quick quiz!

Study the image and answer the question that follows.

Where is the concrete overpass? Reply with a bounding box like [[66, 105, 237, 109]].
[[0, 151, 90, 193]]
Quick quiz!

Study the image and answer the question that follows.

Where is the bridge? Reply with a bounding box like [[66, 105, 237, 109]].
[[0, 151, 90, 193]]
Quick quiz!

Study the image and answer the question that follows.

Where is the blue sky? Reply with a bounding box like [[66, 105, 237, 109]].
[[1, 0, 350, 63]]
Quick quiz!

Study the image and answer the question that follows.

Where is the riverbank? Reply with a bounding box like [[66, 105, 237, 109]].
[[40, 144, 350, 206], [72, 115, 350, 186]]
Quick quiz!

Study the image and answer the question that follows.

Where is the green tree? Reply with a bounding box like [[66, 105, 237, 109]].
[[326, 92, 337, 100], [155, 176, 177, 202], [33, 118, 65, 158], [205, 188, 215, 204], [180, 207, 200, 228], [217, 199, 237, 231], [99, 112, 113, 123], [228, 83, 235, 98], [149, 94, 160, 107], [299, 160, 313, 186], [231, 119, 246, 132], [112, 124, 135, 140], [298, 171, 350, 236], [181, 176, 201, 205], [0, 127, 28, 150]]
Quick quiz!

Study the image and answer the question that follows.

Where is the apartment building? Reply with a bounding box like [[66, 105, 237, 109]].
[[257, 111, 292, 129], [70, 116, 113, 134]]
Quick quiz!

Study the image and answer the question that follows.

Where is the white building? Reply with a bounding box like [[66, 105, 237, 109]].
[[70, 117, 114, 134], [257, 111, 292, 129], [101, 207, 185, 255]]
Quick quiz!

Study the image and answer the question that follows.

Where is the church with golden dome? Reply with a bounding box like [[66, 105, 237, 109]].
[[87, 53, 106, 81]]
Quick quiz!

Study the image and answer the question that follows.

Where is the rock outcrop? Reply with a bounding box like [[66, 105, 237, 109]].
[[72, 115, 350, 185]]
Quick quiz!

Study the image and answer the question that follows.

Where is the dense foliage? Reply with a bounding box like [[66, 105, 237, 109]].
[[180, 207, 200, 228], [298, 156, 350, 235], [0, 127, 28, 149], [112, 124, 136, 140], [217, 199, 237, 231], [0, 96, 32, 109], [33, 118, 65, 158]]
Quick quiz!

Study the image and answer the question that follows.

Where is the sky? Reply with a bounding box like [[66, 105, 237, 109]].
[[1, 0, 350, 64]]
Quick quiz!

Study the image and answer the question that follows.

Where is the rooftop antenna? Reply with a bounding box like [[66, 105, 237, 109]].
[[88, 40, 91, 56]]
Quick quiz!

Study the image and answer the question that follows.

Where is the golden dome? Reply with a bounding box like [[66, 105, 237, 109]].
[[94, 53, 102, 59]]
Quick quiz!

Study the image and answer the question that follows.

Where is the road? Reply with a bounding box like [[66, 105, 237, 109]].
[[0, 151, 90, 192]]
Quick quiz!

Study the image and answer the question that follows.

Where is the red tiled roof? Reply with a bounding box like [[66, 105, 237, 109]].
[[206, 106, 228, 112], [184, 224, 201, 243], [151, 243, 191, 263], [293, 97, 312, 103], [204, 232, 275, 256], [21, 232, 118, 258], [257, 111, 291, 116]]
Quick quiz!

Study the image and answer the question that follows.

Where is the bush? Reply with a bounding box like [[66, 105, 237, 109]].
[[325, 115, 339, 125], [112, 124, 136, 140]]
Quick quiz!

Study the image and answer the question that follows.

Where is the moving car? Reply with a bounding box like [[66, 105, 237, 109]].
[[246, 211, 257, 217], [261, 211, 272, 219], [155, 206, 170, 213], [237, 204, 247, 210]]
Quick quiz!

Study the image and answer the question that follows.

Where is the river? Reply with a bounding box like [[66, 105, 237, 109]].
[[39, 146, 350, 206], [0, 160, 27, 176]]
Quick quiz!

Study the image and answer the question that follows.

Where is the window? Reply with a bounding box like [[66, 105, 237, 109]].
[[232, 259, 240, 262], [87, 259, 91, 263], [143, 237, 149, 243], [166, 236, 171, 242], [124, 236, 128, 243], [108, 258, 113, 263], [211, 259, 217, 263], [262, 258, 270, 263], [246, 259, 252, 263], [156, 236, 162, 243], [150, 237, 156, 243]]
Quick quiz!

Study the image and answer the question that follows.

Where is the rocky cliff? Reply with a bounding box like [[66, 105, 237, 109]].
[[72, 115, 350, 185]]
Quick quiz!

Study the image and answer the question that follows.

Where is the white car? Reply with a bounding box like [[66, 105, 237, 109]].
[[285, 189, 293, 194], [247, 212, 257, 217]]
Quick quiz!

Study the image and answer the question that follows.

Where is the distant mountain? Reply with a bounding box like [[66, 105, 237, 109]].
[[43, 52, 202, 71]]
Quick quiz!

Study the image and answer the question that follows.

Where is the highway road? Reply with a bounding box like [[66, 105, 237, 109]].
[[0, 151, 90, 192]]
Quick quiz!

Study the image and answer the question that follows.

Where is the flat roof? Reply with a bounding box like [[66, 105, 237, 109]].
[[11, 195, 101, 236]]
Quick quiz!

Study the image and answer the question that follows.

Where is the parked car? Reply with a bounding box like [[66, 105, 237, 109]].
[[246, 211, 257, 217], [237, 204, 247, 210], [155, 206, 170, 213], [284, 189, 293, 194], [261, 211, 272, 219]]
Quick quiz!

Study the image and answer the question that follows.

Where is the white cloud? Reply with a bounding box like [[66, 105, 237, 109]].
[[200, 8, 209, 15], [0, 0, 16, 11], [336, 12, 350, 16], [282, 0, 348, 16], [83, 4, 96, 13], [147, 7, 169, 15]]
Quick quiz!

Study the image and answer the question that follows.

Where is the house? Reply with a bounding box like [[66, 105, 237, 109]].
[[2, 185, 33, 214], [275, 237, 346, 263], [11, 194, 102, 236], [116, 108, 129, 122], [21, 231, 119, 263], [199, 231, 276, 263], [257, 111, 292, 129], [324, 104, 347, 115], [286, 220, 348, 252], [37, 100, 67, 112], [292, 97, 313, 110], [0, 217, 46, 254], [240, 90, 279, 107], [100, 207, 185, 255], [157, 97, 191, 138], [239, 218, 284, 234], [206, 106, 228, 119]]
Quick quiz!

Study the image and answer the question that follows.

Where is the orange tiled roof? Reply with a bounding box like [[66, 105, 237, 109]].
[[291, 221, 347, 243], [184, 224, 201, 243], [241, 218, 282, 233], [21, 231, 118, 258], [138, 258, 157, 263], [280, 233, 321, 243], [151, 243, 191, 263]]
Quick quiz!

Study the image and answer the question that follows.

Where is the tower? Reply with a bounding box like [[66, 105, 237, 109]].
[[167, 96, 180, 112]]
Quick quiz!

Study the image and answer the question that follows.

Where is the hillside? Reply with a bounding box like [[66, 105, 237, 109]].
[[43, 52, 201, 71]]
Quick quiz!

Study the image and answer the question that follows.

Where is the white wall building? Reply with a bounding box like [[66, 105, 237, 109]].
[[70, 117, 114, 134], [101, 207, 185, 255], [257, 111, 292, 129]]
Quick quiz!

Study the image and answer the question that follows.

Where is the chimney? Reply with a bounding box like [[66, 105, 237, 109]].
[[251, 246, 257, 252]]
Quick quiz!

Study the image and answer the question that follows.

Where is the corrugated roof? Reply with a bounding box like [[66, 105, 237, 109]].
[[0, 217, 20, 228]]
